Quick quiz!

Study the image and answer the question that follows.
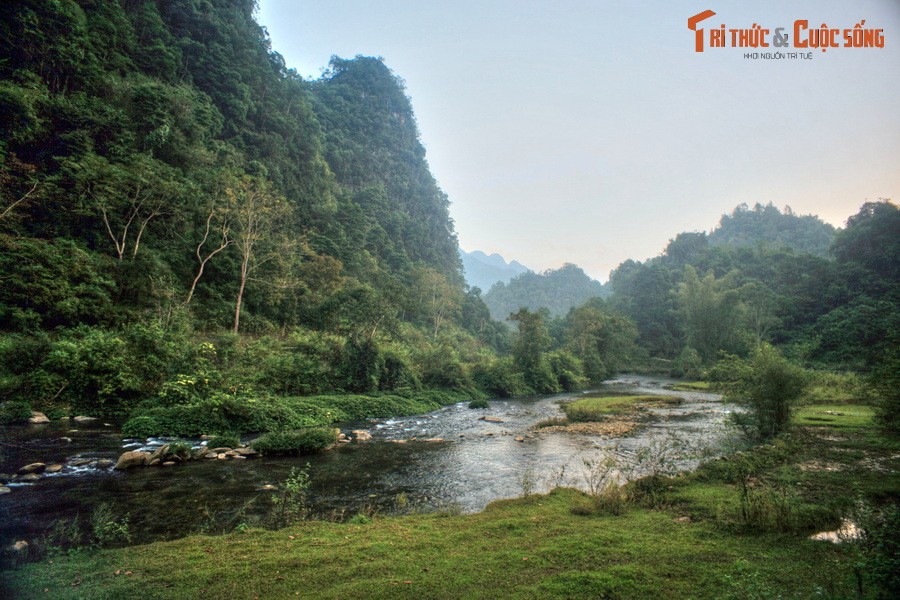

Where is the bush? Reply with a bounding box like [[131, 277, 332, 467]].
[[472, 356, 529, 398], [267, 466, 311, 529], [252, 428, 338, 455], [547, 350, 587, 392], [206, 434, 240, 449], [713, 345, 808, 439], [468, 398, 489, 409], [121, 415, 161, 439], [0, 400, 31, 425]]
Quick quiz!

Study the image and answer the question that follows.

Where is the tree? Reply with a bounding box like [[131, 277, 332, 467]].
[[185, 195, 233, 305], [227, 176, 294, 333], [714, 345, 808, 439], [509, 308, 558, 393], [676, 266, 746, 364]]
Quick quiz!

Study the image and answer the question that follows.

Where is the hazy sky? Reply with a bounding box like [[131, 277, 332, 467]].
[[257, 0, 900, 281]]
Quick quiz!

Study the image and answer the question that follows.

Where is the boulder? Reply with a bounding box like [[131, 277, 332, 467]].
[[17, 463, 46, 475], [114, 451, 151, 470], [352, 430, 373, 442], [17, 473, 41, 482], [0, 486, 10, 495], [44, 464, 63, 474], [478, 416, 504, 423], [674, 516, 692, 524], [422, 438, 444, 443], [73, 416, 98, 424], [232, 447, 258, 457], [11, 540, 28, 553], [161, 461, 176, 467], [148, 444, 171, 463], [514, 436, 525, 442], [95, 459, 115, 469], [147, 459, 161, 467], [216, 453, 227, 460], [67, 458, 92, 467], [204, 453, 218, 459], [209, 447, 232, 454], [28, 411, 50, 425]]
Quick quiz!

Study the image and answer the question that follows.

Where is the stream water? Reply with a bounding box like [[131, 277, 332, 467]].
[[0, 375, 733, 549]]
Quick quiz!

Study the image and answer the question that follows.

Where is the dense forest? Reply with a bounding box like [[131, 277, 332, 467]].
[[0, 1, 897, 445], [483, 263, 608, 321]]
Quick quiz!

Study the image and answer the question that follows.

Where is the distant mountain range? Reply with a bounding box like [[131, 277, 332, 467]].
[[459, 249, 530, 291]]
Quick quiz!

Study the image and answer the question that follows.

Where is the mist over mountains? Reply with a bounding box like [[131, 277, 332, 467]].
[[458, 248, 530, 291]]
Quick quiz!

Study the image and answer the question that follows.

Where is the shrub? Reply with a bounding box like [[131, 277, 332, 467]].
[[121, 415, 161, 439], [713, 345, 808, 439], [0, 400, 31, 425], [252, 428, 338, 455], [547, 350, 587, 392], [472, 356, 529, 398], [206, 434, 240, 449], [91, 503, 131, 548], [267, 466, 311, 529], [468, 398, 489, 409]]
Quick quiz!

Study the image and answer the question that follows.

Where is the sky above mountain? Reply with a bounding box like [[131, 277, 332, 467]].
[[257, 0, 900, 281]]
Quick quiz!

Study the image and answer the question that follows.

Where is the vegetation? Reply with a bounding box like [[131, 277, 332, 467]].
[[562, 395, 675, 422], [4, 406, 897, 598], [712, 345, 809, 439], [484, 263, 607, 321], [251, 428, 338, 455]]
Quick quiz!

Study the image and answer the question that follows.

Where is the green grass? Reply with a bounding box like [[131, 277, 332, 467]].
[[794, 404, 875, 429], [0, 488, 862, 599], [562, 395, 677, 422], [668, 381, 713, 392]]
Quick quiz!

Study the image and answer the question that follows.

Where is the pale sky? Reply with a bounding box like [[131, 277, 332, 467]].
[[257, 0, 900, 281]]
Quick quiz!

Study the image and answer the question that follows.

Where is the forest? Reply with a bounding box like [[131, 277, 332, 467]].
[[0, 1, 897, 442]]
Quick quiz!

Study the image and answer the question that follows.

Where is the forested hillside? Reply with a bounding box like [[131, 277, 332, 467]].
[[608, 202, 899, 376], [709, 203, 836, 257], [483, 263, 607, 321], [0, 0, 489, 432]]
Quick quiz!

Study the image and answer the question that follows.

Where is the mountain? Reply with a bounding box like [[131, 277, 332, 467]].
[[483, 263, 607, 321], [459, 248, 529, 291], [708, 203, 836, 257]]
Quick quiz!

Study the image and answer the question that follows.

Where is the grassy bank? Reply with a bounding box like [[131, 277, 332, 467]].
[[3, 405, 897, 599]]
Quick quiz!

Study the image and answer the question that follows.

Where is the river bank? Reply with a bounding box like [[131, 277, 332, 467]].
[[0, 377, 729, 553]]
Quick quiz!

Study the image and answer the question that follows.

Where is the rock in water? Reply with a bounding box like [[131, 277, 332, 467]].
[[114, 451, 151, 470], [352, 430, 373, 442], [478, 416, 504, 423], [17, 463, 46, 475], [0, 486, 11, 495], [73, 415, 98, 424], [44, 464, 63, 473], [28, 412, 50, 424]]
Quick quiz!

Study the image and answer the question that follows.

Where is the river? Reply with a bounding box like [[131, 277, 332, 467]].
[[0, 375, 733, 550]]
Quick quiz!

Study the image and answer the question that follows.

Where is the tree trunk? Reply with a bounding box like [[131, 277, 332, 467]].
[[233, 259, 249, 334]]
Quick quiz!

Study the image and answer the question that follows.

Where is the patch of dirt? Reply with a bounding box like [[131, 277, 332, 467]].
[[536, 420, 639, 438], [797, 461, 843, 472]]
